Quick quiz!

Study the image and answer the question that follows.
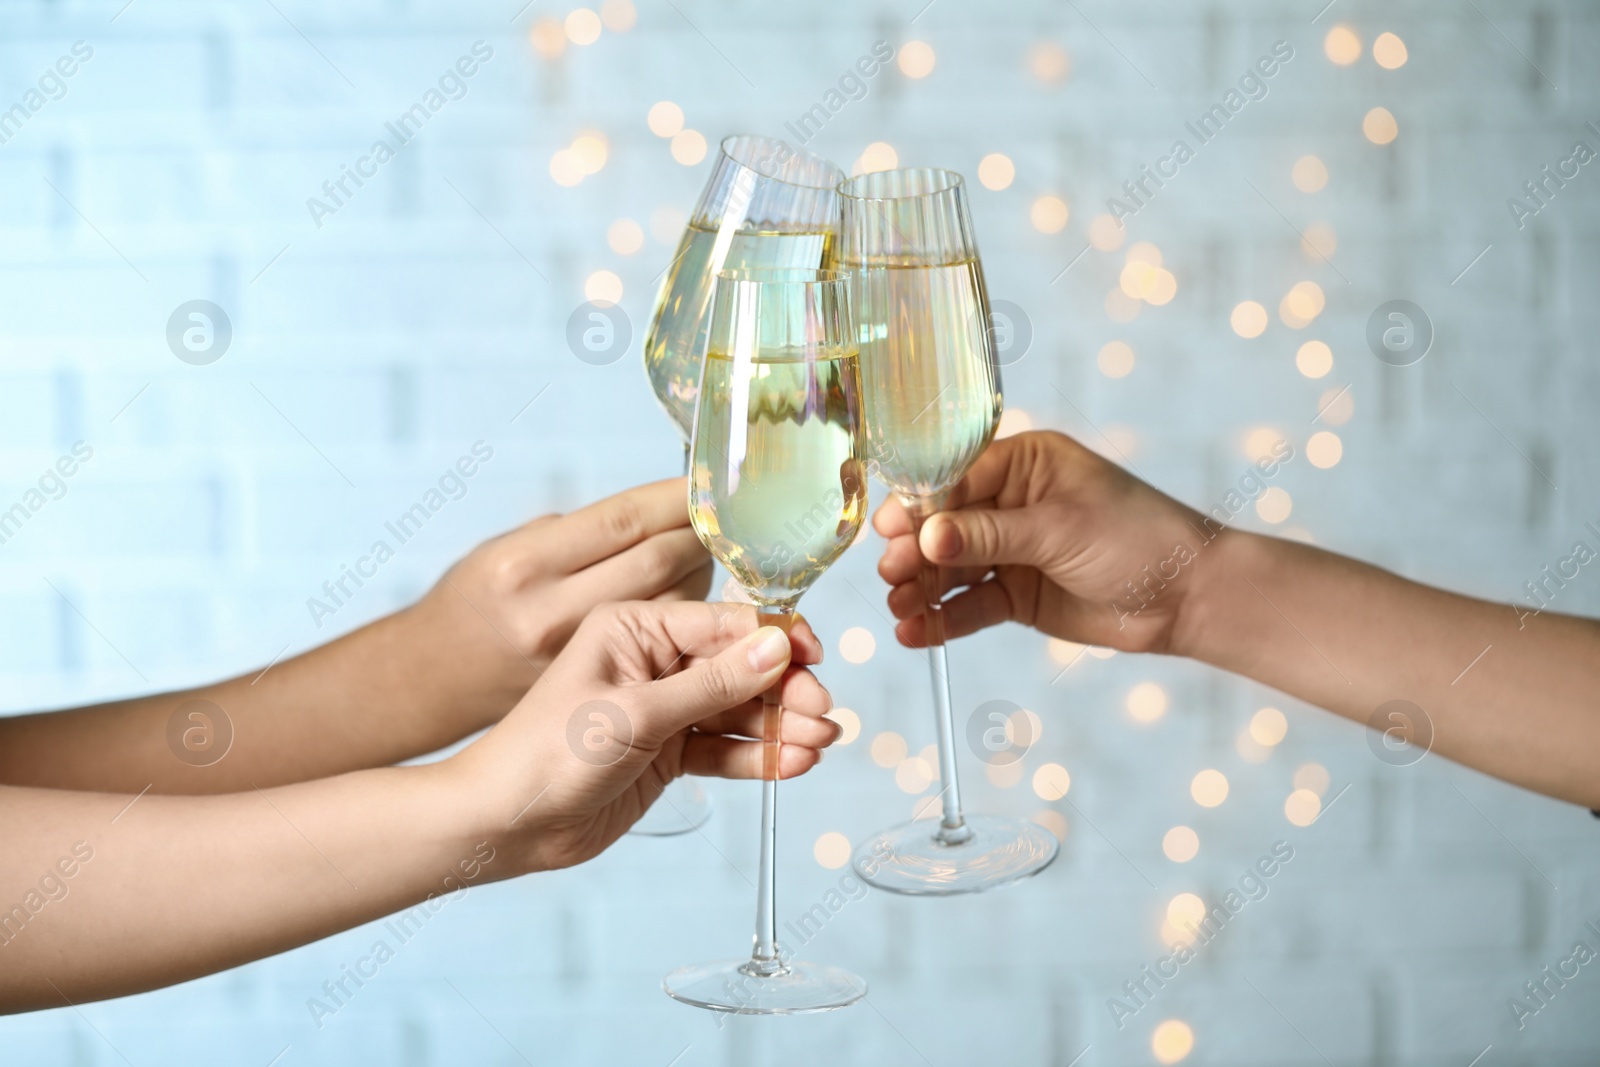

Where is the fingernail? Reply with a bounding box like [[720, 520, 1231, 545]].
[[748, 627, 789, 672], [928, 517, 963, 559]]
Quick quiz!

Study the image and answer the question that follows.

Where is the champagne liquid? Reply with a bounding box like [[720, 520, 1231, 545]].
[[689, 347, 867, 606], [851, 258, 1002, 499], [645, 222, 836, 439]]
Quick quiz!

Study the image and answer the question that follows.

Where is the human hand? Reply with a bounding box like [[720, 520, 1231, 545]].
[[408, 478, 712, 721], [875, 430, 1218, 656], [450, 600, 840, 874]]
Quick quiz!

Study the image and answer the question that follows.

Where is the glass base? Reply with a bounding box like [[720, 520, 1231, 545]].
[[663, 958, 867, 1015], [629, 778, 713, 837], [852, 812, 1059, 896]]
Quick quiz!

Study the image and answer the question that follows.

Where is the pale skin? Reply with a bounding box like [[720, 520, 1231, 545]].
[[0, 482, 842, 1012], [875, 430, 1600, 810]]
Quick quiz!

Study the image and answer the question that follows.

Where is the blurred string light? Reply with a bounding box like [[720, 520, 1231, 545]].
[[1255, 487, 1292, 523], [918, 743, 940, 773], [1032, 763, 1071, 800], [897, 756, 934, 793], [530, 17, 566, 58], [1088, 212, 1125, 251], [1301, 221, 1338, 261], [1282, 526, 1317, 544], [1152, 1019, 1195, 1064], [1295, 762, 1331, 795], [997, 408, 1032, 437], [1105, 288, 1141, 324], [1307, 430, 1343, 468], [1126, 682, 1168, 722], [1279, 280, 1325, 328], [1031, 195, 1069, 233], [600, 0, 636, 31], [1122, 243, 1177, 307], [1296, 339, 1333, 378], [551, 130, 609, 187], [1292, 154, 1328, 193], [814, 832, 851, 868], [647, 100, 684, 137], [564, 8, 602, 45], [1088, 646, 1117, 660], [839, 626, 876, 663], [898, 40, 936, 78], [1027, 41, 1072, 84], [607, 218, 644, 255], [1250, 707, 1288, 746], [1373, 31, 1408, 69], [1098, 340, 1135, 378], [978, 153, 1015, 190], [1324, 24, 1361, 65], [1230, 300, 1268, 338], [648, 204, 686, 244], [585, 270, 622, 303], [853, 141, 898, 176], [1190, 769, 1229, 807], [1317, 385, 1355, 425], [671, 129, 707, 165], [1048, 637, 1086, 665], [1244, 427, 1282, 461], [987, 761, 1025, 788], [870, 731, 906, 768], [1364, 106, 1398, 145], [1102, 425, 1140, 460], [826, 707, 861, 744], [1033, 810, 1068, 841], [1236, 730, 1271, 763], [1285, 788, 1322, 826], [1163, 826, 1199, 863]]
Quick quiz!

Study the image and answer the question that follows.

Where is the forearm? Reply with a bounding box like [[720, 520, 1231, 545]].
[[0, 601, 525, 794], [1183, 531, 1600, 807], [0, 764, 496, 1012]]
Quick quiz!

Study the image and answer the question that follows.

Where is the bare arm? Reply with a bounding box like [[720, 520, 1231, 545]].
[[0, 478, 711, 795], [0, 602, 837, 1012], [874, 430, 1600, 809], [1182, 530, 1600, 807]]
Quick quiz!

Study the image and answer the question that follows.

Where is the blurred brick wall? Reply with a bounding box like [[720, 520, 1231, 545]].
[[1, 0, 1598, 1064]]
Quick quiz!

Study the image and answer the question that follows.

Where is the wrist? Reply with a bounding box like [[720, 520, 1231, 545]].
[[1167, 525, 1277, 665], [399, 592, 531, 729]]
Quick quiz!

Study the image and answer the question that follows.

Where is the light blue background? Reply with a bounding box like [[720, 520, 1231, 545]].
[[2, 1, 1598, 1064]]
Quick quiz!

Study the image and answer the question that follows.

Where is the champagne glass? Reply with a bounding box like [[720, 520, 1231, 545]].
[[663, 268, 868, 1014], [839, 167, 1059, 895], [633, 135, 844, 837]]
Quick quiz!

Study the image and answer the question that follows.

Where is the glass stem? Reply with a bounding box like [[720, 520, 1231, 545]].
[[746, 606, 793, 975], [907, 498, 972, 846]]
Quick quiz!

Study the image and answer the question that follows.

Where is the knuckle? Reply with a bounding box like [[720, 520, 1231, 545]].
[[602, 498, 646, 545]]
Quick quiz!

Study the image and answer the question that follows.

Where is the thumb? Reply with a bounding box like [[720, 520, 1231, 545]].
[[632, 625, 792, 738], [920, 508, 1048, 569]]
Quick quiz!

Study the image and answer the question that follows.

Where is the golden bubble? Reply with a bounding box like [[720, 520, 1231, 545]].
[[646, 101, 684, 138], [1031, 195, 1070, 234], [1250, 707, 1288, 745], [898, 40, 936, 78], [1153, 1019, 1195, 1064], [1285, 788, 1322, 826], [1190, 769, 1229, 807], [1373, 31, 1408, 70], [1163, 826, 1199, 863], [1324, 24, 1361, 66], [1296, 340, 1333, 378], [1307, 430, 1343, 469], [825, 707, 861, 745], [1032, 763, 1071, 801], [564, 8, 602, 45], [1363, 106, 1398, 145], [813, 831, 851, 869], [1231, 300, 1268, 338], [869, 731, 906, 769], [978, 153, 1016, 191], [1098, 340, 1136, 378], [670, 129, 708, 165], [839, 626, 876, 664], [1292, 155, 1328, 193]]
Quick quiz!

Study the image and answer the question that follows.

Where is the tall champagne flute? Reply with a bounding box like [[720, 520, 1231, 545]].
[[840, 168, 1059, 895], [633, 135, 844, 837], [663, 269, 869, 1014]]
